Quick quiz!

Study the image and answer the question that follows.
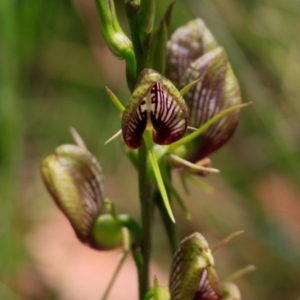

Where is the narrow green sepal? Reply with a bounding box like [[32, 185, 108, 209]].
[[179, 172, 190, 195], [224, 265, 256, 283], [147, 19, 167, 75], [212, 230, 244, 253], [105, 86, 125, 112], [144, 131, 175, 223], [163, 1, 175, 29], [167, 102, 251, 153], [179, 77, 202, 96], [184, 172, 214, 194], [160, 161, 191, 220], [138, 0, 155, 44]]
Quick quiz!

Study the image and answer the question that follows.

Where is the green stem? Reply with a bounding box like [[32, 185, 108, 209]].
[[125, 3, 154, 299], [101, 228, 130, 300], [138, 145, 153, 299], [0, 0, 22, 287], [126, 1, 145, 83]]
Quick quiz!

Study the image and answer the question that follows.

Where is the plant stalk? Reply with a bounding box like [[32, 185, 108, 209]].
[[137, 145, 153, 299]]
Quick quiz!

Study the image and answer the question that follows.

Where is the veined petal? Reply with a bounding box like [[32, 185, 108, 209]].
[[122, 69, 188, 149], [180, 47, 241, 162], [166, 18, 219, 86]]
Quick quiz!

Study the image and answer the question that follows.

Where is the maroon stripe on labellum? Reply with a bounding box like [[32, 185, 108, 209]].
[[123, 98, 148, 149], [194, 270, 222, 300], [150, 82, 187, 145], [121, 69, 188, 149]]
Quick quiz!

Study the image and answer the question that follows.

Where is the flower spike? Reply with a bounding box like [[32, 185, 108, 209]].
[[122, 69, 188, 149]]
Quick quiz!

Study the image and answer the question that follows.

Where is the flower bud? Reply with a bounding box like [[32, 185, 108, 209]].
[[166, 18, 219, 86], [41, 144, 104, 244], [95, 0, 136, 78], [122, 69, 188, 149], [179, 47, 242, 163], [90, 214, 123, 250], [169, 232, 222, 300]]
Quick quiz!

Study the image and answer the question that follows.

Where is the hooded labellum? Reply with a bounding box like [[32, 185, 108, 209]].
[[166, 18, 219, 86], [122, 69, 188, 149], [41, 144, 104, 244], [179, 46, 242, 163], [169, 232, 222, 300]]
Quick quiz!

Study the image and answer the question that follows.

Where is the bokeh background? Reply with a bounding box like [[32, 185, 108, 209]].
[[1, 0, 300, 299]]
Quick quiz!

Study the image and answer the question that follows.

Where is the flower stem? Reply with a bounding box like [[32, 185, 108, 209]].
[[138, 145, 153, 299]]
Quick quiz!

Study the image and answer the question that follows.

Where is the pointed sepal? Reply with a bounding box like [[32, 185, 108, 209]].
[[147, 19, 167, 74]]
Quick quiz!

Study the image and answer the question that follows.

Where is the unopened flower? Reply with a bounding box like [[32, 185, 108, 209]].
[[179, 46, 242, 163], [95, 0, 136, 78], [165, 19, 242, 176], [166, 18, 219, 86], [169, 232, 222, 300], [41, 144, 104, 245]]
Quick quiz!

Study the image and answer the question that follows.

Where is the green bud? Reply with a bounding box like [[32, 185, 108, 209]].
[[95, 0, 136, 78], [122, 69, 188, 149], [169, 232, 222, 300], [222, 282, 241, 300], [91, 214, 123, 250], [41, 144, 104, 244], [179, 47, 242, 163], [166, 18, 219, 86], [147, 19, 167, 75]]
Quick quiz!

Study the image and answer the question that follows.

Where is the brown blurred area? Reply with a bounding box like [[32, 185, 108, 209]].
[[1, 0, 300, 299]]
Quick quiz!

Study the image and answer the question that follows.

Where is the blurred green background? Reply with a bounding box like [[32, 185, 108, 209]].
[[1, 0, 300, 299]]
